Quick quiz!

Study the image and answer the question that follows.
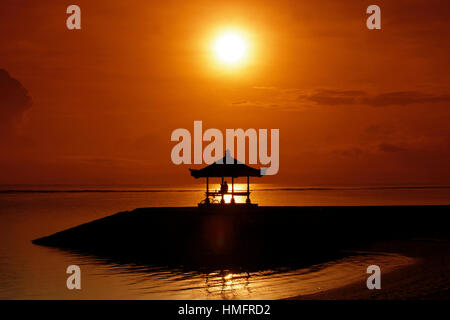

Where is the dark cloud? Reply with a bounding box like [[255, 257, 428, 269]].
[[232, 87, 450, 110], [0, 69, 32, 127], [300, 89, 450, 107], [361, 91, 450, 107], [229, 87, 450, 111]]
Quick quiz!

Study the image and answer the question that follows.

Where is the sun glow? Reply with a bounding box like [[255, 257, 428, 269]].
[[220, 183, 247, 203], [214, 32, 248, 64]]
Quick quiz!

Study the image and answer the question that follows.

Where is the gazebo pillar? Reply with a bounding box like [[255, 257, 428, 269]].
[[231, 177, 235, 204], [246, 176, 251, 204], [205, 177, 210, 204], [220, 176, 225, 204]]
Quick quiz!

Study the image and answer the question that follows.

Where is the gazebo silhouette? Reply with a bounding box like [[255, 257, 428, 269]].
[[190, 150, 262, 206]]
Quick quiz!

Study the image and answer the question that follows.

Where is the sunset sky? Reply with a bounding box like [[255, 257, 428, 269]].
[[1, 0, 449, 187]]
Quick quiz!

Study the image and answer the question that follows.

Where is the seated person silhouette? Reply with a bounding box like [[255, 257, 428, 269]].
[[220, 181, 229, 194]]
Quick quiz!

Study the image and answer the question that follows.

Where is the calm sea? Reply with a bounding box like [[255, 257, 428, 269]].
[[0, 184, 448, 299]]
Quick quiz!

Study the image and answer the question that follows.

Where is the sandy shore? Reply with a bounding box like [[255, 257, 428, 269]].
[[289, 239, 450, 299]]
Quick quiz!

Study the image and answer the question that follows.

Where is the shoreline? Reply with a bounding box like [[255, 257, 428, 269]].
[[288, 239, 450, 300]]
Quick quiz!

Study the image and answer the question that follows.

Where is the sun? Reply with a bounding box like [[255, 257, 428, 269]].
[[214, 33, 248, 64]]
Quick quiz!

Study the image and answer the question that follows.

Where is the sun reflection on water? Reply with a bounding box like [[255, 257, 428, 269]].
[[205, 272, 252, 299], [83, 252, 415, 300]]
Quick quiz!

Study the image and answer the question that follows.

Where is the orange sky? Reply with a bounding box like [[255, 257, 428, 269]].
[[1, 0, 449, 187]]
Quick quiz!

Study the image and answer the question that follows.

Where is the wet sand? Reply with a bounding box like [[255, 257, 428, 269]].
[[290, 239, 450, 299]]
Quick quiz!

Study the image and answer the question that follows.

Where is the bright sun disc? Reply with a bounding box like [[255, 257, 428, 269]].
[[214, 33, 247, 64]]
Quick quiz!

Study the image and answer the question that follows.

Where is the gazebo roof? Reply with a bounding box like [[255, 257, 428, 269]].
[[190, 150, 262, 178]]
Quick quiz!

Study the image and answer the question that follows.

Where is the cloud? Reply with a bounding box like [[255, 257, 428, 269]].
[[378, 143, 405, 153], [299, 89, 450, 107], [231, 100, 250, 106], [332, 146, 364, 158], [299, 89, 366, 106], [231, 87, 450, 110], [0, 69, 32, 127], [229, 87, 308, 111], [361, 91, 450, 107], [230, 100, 284, 110]]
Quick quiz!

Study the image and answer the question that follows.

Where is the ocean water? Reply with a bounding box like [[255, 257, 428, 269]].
[[0, 185, 448, 299]]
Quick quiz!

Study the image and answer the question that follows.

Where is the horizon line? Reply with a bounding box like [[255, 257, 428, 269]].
[[1, 185, 450, 194]]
